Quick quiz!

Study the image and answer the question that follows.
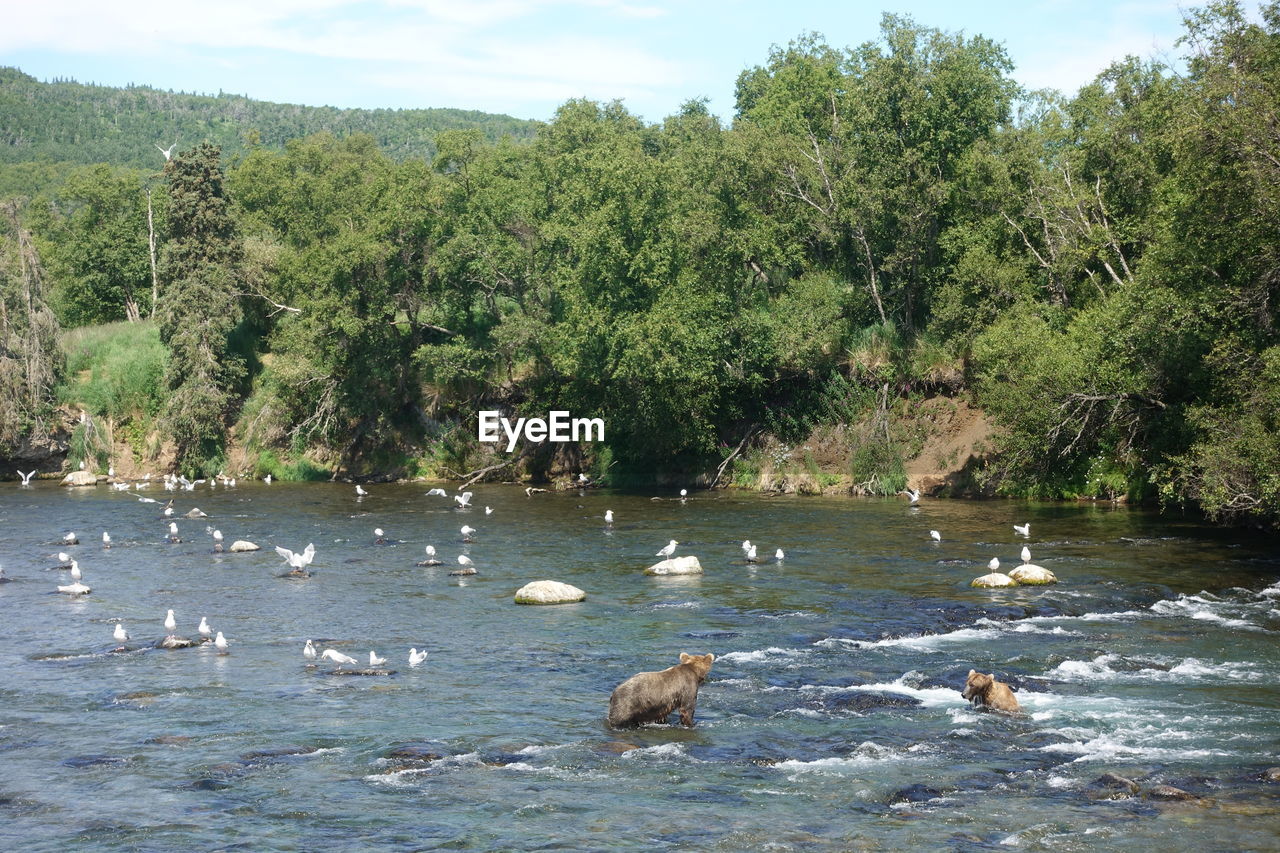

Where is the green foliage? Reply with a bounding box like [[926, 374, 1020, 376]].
[[59, 320, 166, 420], [0, 200, 61, 446]]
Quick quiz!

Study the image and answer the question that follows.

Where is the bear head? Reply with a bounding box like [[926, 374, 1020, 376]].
[[961, 669, 994, 701], [679, 652, 715, 682]]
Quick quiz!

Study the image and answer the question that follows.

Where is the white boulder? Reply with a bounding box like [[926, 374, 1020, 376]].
[[645, 556, 703, 575], [971, 572, 1017, 588], [514, 580, 586, 605], [228, 540, 260, 552], [61, 471, 99, 487], [1009, 564, 1057, 585]]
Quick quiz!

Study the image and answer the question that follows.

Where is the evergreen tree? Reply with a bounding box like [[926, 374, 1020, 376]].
[[157, 143, 243, 474]]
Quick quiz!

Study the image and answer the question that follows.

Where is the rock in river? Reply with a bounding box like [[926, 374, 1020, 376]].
[[1009, 564, 1057, 585], [228, 540, 260, 552], [514, 580, 586, 605], [645, 556, 703, 575]]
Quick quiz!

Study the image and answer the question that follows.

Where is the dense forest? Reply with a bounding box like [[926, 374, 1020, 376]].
[[1, 2, 1277, 528], [0, 67, 538, 197]]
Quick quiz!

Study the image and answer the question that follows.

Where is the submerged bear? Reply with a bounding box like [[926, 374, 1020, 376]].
[[961, 669, 1021, 713], [607, 652, 715, 728]]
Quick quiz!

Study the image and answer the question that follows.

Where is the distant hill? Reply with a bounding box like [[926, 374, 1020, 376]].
[[0, 66, 539, 186]]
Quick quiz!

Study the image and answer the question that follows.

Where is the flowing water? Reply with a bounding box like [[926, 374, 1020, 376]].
[[1, 482, 1279, 850]]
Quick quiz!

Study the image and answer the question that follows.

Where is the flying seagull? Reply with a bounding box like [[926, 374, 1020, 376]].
[[156, 141, 176, 161]]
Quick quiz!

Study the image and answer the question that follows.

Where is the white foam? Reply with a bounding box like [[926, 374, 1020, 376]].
[[772, 741, 910, 778], [719, 647, 806, 664], [1047, 653, 1263, 683], [621, 742, 690, 761], [652, 601, 701, 609]]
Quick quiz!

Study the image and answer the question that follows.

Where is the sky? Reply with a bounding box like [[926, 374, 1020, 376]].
[[0, 1, 1249, 123]]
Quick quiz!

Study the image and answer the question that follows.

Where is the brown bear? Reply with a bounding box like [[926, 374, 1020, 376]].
[[961, 669, 1021, 713], [607, 652, 715, 728]]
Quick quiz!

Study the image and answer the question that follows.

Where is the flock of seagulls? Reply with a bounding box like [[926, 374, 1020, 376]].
[[16, 466, 1050, 680]]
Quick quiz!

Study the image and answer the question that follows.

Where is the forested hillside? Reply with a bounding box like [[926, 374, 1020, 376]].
[[2, 3, 1278, 528], [0, 67, 538, 195]]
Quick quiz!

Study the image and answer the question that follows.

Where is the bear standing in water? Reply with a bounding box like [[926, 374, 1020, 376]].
[[607, 652, 715, 728], [961, 669, 1021, 713]]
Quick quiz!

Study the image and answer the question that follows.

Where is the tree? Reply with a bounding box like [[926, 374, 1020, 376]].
[[156, 143, 244, 474]]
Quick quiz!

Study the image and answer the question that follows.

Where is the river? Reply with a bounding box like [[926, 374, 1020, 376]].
[[1, 481, 1278, 850]]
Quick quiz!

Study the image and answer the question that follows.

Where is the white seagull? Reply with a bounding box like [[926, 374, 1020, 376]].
[[102, 531, 112, 548], [374, 528, 386, 543], [741, 539, 752, 555], [680, 489, 688, 500], [1021, 545, 1032, 564], [775, 548, 785, 561], [156, 141, 176, 161], [426, 488, 447, 497], [214, 632, 229, 654], [409, 648, 428, 667], [930, 530, 942, 542], [1013, 523, 1030, 537], [167, 521, 180, 542], [485, 506, 493, 515], [263, 474, 273, 485], [70, 560, 82, 582], [656, 539, 678, 559], [275, 543, 316, 574], [419, 544, 441, 566], [63, 532, 78, 544], [303, 639, 317, 661], [369, 650, 386, 667], [452, 554, 476, 575], [164, 609, 177, 638], [212, 529, 224, 552], [198, 617, 213, 641], [746, 545, 760, 563], [320, 648, 357, 666], [604, 510, 614, 524], [455, 491, 473, 508], [18, 470, 35, 485], [902, 488, 920, 506], [56, 551, 72, 566], [356, 485, 368, 497], [113, 623, 130, 643], [460, 525, 476, 542]]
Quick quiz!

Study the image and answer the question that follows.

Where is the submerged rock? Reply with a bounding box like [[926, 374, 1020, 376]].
[[240, 745, 320, 763], [971, 572, 1017, 588], [326, 667, 395, 676], [1148, 784, 1200, 802], [514, 580, 586, 605], [888, 784, 945, 805], [1264, 767, 1280, 782], [645, 556, 703, 575], [1087, 772, 1141, 799], [384, 745, 445, 765], [62, 754, 130, 769], [829, 692, 923, 713], [154, 636, 200, 649], [228, 540, 260, 552], [1009, 564, 1057, 585]]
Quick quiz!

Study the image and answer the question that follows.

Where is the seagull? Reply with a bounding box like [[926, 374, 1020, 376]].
[[198, 617, 213, 641], [374, 528, 386, 544], [524, 487, 546, 496], [212, 529, 223, 552], [108, 465, 115, 478], [102, 531, 112, 548], [214, 632, 229, 654], [1021, 545, 1032, 564], [167, 521, 180, 543], [321, 648, 357, 666], [409, 648, 428, 667], [604, 510, 614, 525], [163, 505, 174, 517], [485, 506, 493, 515], [17, 470, 35, 485], [303, 640, 317, 661], [156, 141, 176, 161], [775, 548, 785, 561], [1013, 523, 1030, 537], [426, 488, 447, 497], [451, 554, 476, 575], [369, 650, 386, 667], [264, 474, 273, 485], [56, 551, 72, 567], [63, 532, 78, 544], [656, 539, 678, 559], [275, 543, 316, 575], [902, 488, 920, 506], [930, 530, 941, 542], [741, 539, 752, 555], [355, 485, 368, 497], [746, 545, 760, 563], [113, 623, 129, 643], [460, 525, 476, 542], [70, 560, 82, 582], [164, 609, 177, 638], [680, 489, 688, 501], [578, 473, 588, 484], [455, 491, 473, 508], [418, 544, 441, 566]]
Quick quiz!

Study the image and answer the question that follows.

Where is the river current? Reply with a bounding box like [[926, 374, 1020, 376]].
[[1, 481, 1278, 850]]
